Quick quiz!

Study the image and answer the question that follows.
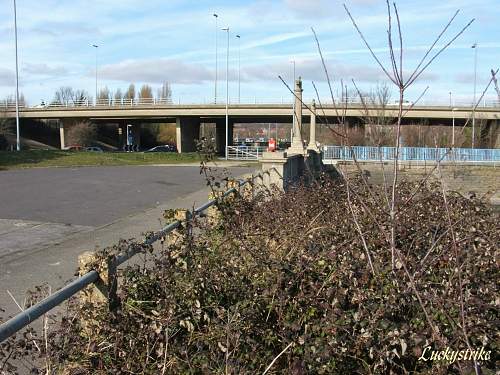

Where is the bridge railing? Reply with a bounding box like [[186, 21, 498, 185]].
[[323, 145, 500, 163], [0, 172, 274, 343], [3, 97, 500, 110], [226, 145, 266, 160]]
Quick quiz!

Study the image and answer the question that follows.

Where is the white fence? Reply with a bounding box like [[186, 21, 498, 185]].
[[226, 146, 266, 160], [2, 97, 500, 110]]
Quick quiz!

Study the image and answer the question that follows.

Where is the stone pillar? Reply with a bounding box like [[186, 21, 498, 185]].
[[287, 77, 305, 155], [176, 117, 201, 153], [307, 99, 319, 152], [59, 121, 65, 150], [78, 251, 118, 311], [260, 151, 305, 191]]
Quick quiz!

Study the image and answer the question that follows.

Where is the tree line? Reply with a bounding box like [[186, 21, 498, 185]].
[[50, 82, 172, 106]]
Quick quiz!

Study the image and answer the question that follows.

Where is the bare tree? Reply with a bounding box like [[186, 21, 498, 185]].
[[158, 81, 172, 103], [52, 87, 88, 106], [139, 84, 153, 102], [114, 88, 123, 103], [124, 84, 136, 101], [492, 69, 500, 102], [97, 87, 111, 104], [74, 90, 89, 106], [66, 121, 97, 147], [123, 83, 135, 101], [53, 87, 75, 106]]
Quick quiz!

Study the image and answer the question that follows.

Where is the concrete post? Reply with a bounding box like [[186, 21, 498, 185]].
[[78, 251, 118, 310], [59, 121, 65, 150], [307, 99, 319, 152], [176, 117, 201, 153], [287, 77, 305, 155]]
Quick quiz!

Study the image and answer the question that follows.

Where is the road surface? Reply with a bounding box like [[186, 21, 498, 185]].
[[0, 164, 256, 319]]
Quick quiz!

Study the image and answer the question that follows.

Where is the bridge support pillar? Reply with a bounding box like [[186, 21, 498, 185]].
[[287, 77, 305, 156], [59, 121, 65, 150], [215, 119, 234, 156], [176, 117, 201, 153], [307, 99, 319, 152]]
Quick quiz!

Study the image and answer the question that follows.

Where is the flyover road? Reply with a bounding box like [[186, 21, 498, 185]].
[[0, 164, 256, 319]]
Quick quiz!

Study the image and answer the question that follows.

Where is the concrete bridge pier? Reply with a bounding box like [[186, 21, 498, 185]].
[[176, 117, 201, 153], [215, 119, 234, 156], [59, 121, 65, 150]]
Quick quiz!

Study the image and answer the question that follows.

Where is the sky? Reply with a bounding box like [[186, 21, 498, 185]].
[[0, 0, 499, 106]]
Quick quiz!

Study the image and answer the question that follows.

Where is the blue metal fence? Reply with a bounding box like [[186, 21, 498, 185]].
[[323, 146, 500, 162]]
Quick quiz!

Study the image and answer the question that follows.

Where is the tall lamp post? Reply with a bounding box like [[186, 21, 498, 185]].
[[92, 44, 98, 105], [471, 42, 478, 149], [222, 27, 230, 159], [290, 59, 296, 141], [449, 91, 452, 107], [236, 34, 241, 104], [213, 14, 218, 104], [452, 107, 457, 148], [13, 0, 20, 151]]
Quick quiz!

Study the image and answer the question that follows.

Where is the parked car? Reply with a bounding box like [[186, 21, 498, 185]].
[[145, 145, 176, 153], [85, 146, 104, 152]]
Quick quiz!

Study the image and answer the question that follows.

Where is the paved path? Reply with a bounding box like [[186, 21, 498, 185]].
[[0, 164, 256, 319]]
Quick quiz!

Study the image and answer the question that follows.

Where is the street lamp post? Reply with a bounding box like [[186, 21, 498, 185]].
[[222, 27, 230, 159], [449, 91, 452, 107], [290, 59, 296, 140], [213, 14, 218, 104], [13, 0, 20, 151], [236, 34, 241, 104], [92, 44, 98, 105], [452, 107, 457, 148], [471, 43, 478, 149]]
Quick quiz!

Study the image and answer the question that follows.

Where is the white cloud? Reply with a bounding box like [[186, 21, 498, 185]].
[[23, 63, 68, 76], [0, 68, 15, 87], [283, 0, 378, 18], [99, 59, 213, 84]]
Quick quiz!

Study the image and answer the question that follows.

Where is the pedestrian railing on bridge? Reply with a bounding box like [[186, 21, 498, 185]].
[[0, 172, 275, 344], [2, 97, 500, 110], [323, 145, 500, 163], [226, 145, 266, 160]]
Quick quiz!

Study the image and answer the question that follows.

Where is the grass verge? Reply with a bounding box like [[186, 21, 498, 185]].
[[0, 150, 201, 169]]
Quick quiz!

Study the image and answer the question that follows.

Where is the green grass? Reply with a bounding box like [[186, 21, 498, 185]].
[[0, 150, 202, 169]]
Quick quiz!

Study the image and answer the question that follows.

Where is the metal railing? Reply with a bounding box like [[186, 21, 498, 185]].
[[226, 145, 266, 160], [2, 97, 500, 110], [323, 145, 500, 163], [0, 174, 269, 343]]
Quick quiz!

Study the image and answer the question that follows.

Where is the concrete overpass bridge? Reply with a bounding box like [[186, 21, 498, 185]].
[[2, 98, 499, 152]]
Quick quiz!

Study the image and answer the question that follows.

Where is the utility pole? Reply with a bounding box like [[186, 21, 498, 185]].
[[236, 34, 241, 103], [13, 0, 20, 151], [290, 59, 296, 140], [222, 27, 230, 159], [471, 43, 477, 149], [213, 13, 218, 104], [92, 44, 98, 105]]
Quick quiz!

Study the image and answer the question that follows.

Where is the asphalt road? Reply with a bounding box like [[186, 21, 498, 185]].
[[0, 164, 255, 319], [0, 165, 250, 227]]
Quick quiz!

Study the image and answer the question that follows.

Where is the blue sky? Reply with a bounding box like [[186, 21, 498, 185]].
[[0, 0, 499, 105]]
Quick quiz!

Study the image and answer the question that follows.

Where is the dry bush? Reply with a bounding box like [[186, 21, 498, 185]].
[[157, 123, 177, 144], [66, 121, 97, 147], [2, 176, 497, 374], [401, 124, 465, 148]]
